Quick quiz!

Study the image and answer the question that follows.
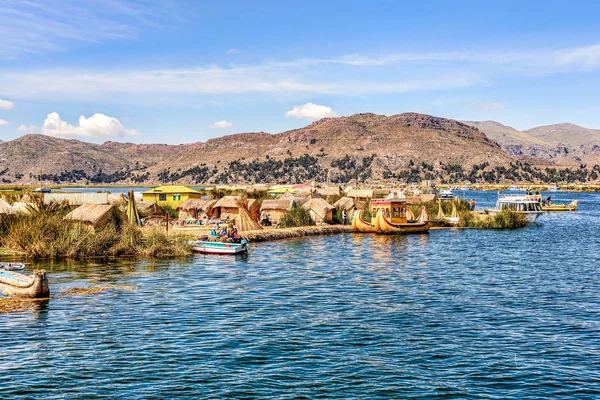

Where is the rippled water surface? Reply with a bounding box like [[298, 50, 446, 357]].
[[2, 191, 600, 398]]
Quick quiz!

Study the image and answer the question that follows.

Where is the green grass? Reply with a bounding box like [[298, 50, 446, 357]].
[[279, 203, 316, 228]]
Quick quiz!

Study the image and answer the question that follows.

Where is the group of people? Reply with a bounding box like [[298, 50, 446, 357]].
[[260, 212, 273, 227], [209, 222, 242, 243]]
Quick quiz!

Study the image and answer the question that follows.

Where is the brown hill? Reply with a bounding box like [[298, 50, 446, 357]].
[[0, 134, 190, 183], [148, 112, 511, 184]]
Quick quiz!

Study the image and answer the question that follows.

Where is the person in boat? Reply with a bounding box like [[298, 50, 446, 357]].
[[547, 196, 551, 205], [210, 224, 220, 238], [230, 225, 242, 243], [470, 199, 475, 211]]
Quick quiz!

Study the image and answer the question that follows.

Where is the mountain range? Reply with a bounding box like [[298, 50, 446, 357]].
[[462, 121, 600, 166], [1, 112, 599, 185]]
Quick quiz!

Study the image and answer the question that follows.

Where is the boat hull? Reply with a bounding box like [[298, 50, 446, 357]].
[[190, 241, 248, 255], [542, 200, 578, 212], [352, 210, 377, 233], [376, 211, 430, 234], [0, 269, 50, 299]]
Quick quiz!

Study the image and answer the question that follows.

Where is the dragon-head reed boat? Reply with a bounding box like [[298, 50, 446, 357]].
[[353, 198, 430, 234]]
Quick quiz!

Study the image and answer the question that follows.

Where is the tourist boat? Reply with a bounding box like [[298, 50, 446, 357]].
[[0, 269, 50, 298], [547, 185, 562, 192], [542, 200, 578, 212], [460, 185, 470, 191], [189, 240, 248, 255], [507, 185, 521, 191], [0, 262, 25, 271], [369, 199, 430, 234], [439, 189, 454, 200], [32, 187, 51, 193], [352, 210, 377, 233], [485, 195, 543, 223]]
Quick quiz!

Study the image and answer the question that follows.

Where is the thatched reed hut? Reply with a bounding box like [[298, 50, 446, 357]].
[[212, 196, 260, 221], [136, 201, 165, 218], [11, 202, 33, 214], [260, 198, 294, 225], [317, 186, 341, 198], [334, 196, 356, 212], [64, 203, 115, 231], [0, 198, 16, 215], [303, 198, 334, 224], [346, 189, 373, 201], [177, 198, 217, 220]]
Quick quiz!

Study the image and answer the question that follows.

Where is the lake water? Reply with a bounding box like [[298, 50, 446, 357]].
[[1, 191, 599, 398]]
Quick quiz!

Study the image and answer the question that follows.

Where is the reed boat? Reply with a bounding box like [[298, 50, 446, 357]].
[[371, 199, 430, 234], [375, 210, 430, 233], [352, 210, 377, 233], [0, 269, 50, 298], [189, 240, 248, 255], [542, 200, 578, 212]]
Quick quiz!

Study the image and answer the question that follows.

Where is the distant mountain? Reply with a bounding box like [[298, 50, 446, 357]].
[[462, 121, 600, 166], [0, 134, 190, 184]]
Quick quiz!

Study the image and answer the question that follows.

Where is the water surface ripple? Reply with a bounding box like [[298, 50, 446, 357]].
[[1, 191, 600, 398]]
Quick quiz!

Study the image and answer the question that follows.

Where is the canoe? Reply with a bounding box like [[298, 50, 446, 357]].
[[352, 210, 377, 233], [0, 269, 50, 298], [190, 240, 248, 255], [542, 200, 578, 212], [375, 211, 430, 234]]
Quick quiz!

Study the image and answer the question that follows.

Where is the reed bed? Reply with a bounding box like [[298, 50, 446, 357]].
[[60, 285, 136, 297], [243, 225, 353, 242]]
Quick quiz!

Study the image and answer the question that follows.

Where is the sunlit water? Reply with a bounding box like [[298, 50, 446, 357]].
[[1, 191, 599, 398]]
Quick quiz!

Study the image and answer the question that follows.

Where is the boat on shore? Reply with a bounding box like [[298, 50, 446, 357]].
[[0, 269, 50, 298], [189, 240, 248, 255], [485, 194, 543, 223], [354, 199, 430, 234]]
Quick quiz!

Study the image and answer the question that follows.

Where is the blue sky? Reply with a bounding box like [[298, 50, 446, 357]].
[[1, 0, 600, 144]]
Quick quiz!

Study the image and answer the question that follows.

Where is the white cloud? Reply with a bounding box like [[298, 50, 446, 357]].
[[469, 101, 506, 111], [285, 103, 338, 121], [41, 112, 138, 139], [208, 120, 233, 129], [0, 119, 9, 126], [227, 48, 239, 54], [17, 124, 38, 132], [0, 99, 14, 110]]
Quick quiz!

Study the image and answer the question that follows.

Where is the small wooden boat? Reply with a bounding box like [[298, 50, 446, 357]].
[[189, 240, 248, 255], [0, 262, 25, 271], [352, 210, 377, 233], [0, 269, 50, 298], [542, 200, 578, 212]]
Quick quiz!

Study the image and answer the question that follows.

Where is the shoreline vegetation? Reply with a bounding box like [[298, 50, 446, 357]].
[[0, 194, 527, 260]]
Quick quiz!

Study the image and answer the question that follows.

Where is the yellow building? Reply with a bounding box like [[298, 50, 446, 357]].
[[142, 185, 202, 209]]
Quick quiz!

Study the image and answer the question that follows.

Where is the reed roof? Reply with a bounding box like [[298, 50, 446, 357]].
[[65, 203, 114, 226], [333, 196, 355, 210], [177, 198, 217, 212], [261, 198, 294, 211], [346, 189, 373, 198], [317, 187, 340, 197], [302, 198, 334, 219]]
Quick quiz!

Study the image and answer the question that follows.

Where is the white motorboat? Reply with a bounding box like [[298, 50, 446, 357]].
[[485, 194, 543, 223], [507, 185, 521, 191], [460, 185, 470, 191], [439, 189, 454, 200]]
